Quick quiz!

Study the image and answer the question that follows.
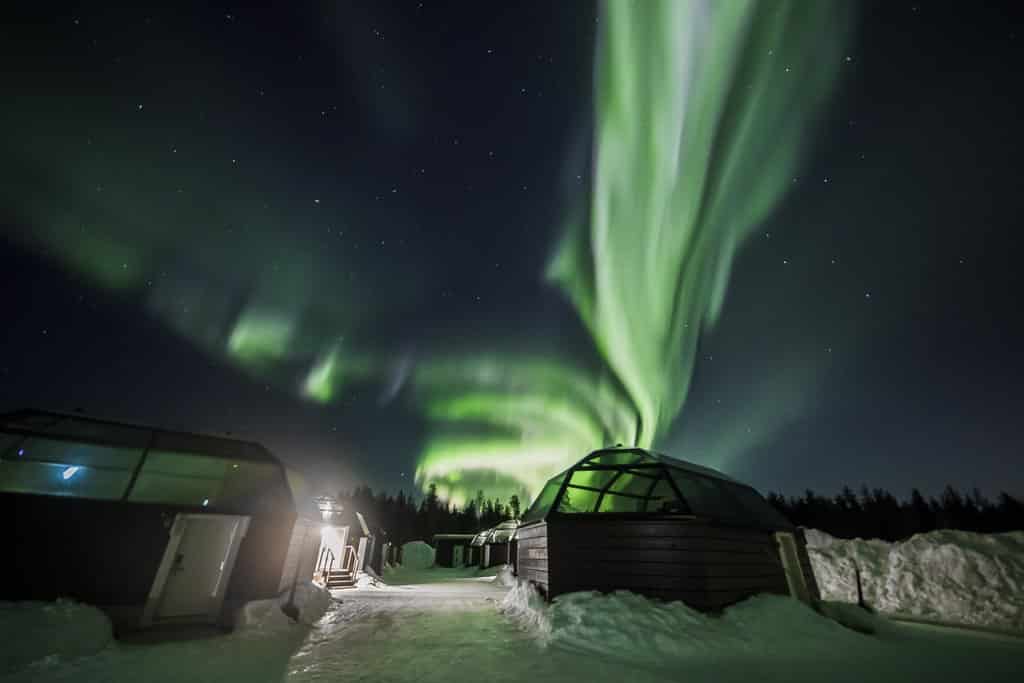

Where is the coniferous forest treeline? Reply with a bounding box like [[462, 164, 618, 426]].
[[766, 486, 1024, 542], [339, 483, 1024, 547], [338, 483, 520, 547]]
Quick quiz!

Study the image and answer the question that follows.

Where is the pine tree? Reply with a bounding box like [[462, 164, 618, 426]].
[[509, 494, 521, 520]]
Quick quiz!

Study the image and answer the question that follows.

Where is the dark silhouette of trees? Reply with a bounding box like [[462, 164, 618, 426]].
[[767, 485, 1024, 541], [336, 485, 519, 547], [339, 483, 1023, 547]]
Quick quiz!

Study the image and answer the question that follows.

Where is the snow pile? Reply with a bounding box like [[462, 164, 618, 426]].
[[500, 580, 552, 636], [502, 585, 866, 663], [236, 581, 331, 631], [0, 599, 113, 674], [805, 528, 1024, 630], [400, 540, 436, 569], [493, 565, 516, 588]]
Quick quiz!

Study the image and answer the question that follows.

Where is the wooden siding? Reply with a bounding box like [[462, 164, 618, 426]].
[[482, 542, 510, 568], [2, 491, 297, 632], [518, 516, 795, 611], [515, 522, 550, 595]]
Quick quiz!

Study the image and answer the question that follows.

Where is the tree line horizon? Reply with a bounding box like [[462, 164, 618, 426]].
[[339, 483, 1024, 548]]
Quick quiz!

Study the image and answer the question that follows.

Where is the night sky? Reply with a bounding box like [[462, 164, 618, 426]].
[[2, 1, 1022, 503]]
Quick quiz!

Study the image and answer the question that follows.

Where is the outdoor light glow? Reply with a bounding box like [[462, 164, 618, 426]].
[[61, 466, 81, 480], [17, 449, 24, 456], [202, 498, 209, 507]]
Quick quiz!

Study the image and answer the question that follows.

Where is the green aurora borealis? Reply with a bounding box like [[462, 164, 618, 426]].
[[3, 1, 849, 506], [550, 0, 847, 452]]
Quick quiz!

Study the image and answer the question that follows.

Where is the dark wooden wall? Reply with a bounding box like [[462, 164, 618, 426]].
[[482, 542, 510, 568], [515, 522, 549, 595], [2, 492, 296, 629], [434, 539, 457, 567], [516, 515, 818, 611]]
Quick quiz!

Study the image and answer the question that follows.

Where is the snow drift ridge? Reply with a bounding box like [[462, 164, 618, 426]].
[[805, 528, 1024, 631]]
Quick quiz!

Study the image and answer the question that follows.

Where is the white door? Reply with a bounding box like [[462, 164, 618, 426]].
[[453, 545, 464, 567], [144, 514, 248, 624], [356, 536, 368, 573]]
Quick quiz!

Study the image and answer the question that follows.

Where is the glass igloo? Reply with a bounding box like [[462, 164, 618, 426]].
[[522, 447, 792, 529], [515, 447, 818, 609]]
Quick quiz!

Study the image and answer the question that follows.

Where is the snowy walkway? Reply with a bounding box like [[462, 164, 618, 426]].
[[5, 569, 1024, 683]]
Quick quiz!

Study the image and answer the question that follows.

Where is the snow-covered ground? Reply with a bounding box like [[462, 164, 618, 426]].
[[3, 563, 1023, 682], [805, 528, 1024, 630]]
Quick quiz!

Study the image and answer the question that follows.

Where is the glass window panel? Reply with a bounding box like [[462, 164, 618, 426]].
[[127, 451, 227, 505], [669, 470, 753, 523], [568, 467, 615, 491], [557, 485, 600, 513], [221, 462, 282, 505], [596, 490, 643, 513], [0, 460, 130, 500], [13, 438, 142, 471], [128, 472, 223, 505], [522, 474, 565, 522], [725, 484, 793, 529], [646, 478, 687, 513], [606, 470, 654, 497], [140, 451, 229, 478]]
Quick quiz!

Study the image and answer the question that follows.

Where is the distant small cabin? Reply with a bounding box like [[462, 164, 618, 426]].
[[314, 497, 385, 590], [481, 519, 519, 568], [515, 447, 820, 610], [0, 410, 322, 633], [432, 534, 475, 567], [467, 530, 488, 567]]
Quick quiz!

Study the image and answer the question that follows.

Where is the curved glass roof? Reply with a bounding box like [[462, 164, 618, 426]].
[[521, 447, 792, 530], [486, 519, 520, 543], [0, 410, 293, 513]]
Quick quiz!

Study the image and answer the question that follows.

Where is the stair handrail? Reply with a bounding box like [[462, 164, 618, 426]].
[[319, 547, 336, 584], [342, 544, 358, 574]]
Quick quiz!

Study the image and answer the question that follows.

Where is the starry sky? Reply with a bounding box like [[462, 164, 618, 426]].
[[2, 1, 1022, 503]]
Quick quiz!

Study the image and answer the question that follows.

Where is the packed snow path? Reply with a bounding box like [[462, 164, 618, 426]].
[[4, 568, 1024, 682]]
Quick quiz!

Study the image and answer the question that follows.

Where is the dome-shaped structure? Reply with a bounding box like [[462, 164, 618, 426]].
[[515, 447, 820, 610], [522, 447, 792, 527]]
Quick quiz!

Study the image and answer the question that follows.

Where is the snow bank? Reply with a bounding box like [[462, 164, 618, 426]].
[[400, 540, 436, 569], [236, 581, 330, 631], [493, 565, 516, 588], [0, 599, 113, 674], [805, 528, 1024, 630], [501, 583, 867, 663]]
